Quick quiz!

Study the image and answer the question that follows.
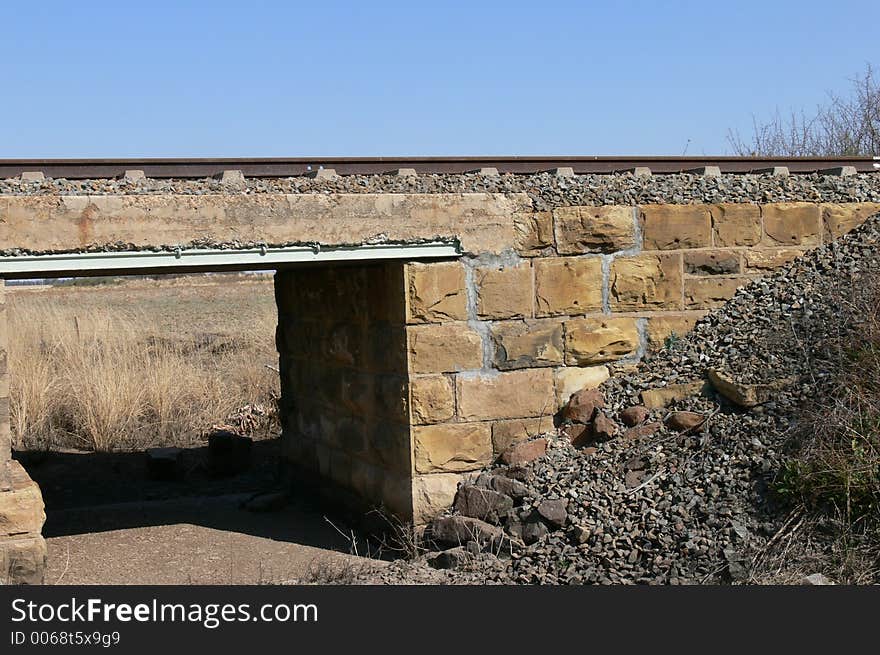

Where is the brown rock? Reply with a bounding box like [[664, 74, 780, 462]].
[[537, 498, 569, 529], [622, 422, 662, 440], [565, 423, 591, 448], [0, 462, 46, 538], [707, 368, 796, 408], [554, 366, 610, 406], [500, 438, 547, 466], [1, 536, 47, 584], [641, 381, 707, 408], [665, 411, 706, 432], [562, 388, 605, 424], [646, 314, 704, 349], [454, 485, 514, 524], [590, 412, 619, 441], [821, 202, 880, 239], [427, 515, 509, 551], [619, 405, 650, 427]]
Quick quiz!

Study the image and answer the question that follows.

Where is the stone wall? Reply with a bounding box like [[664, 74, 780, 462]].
[[275, 263, 415, 518]]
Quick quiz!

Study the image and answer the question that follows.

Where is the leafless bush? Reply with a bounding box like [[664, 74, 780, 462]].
[[728, 64, 879, 156]]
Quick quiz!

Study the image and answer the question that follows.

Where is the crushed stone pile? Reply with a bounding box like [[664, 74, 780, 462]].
[[374, 210, 880, 585]]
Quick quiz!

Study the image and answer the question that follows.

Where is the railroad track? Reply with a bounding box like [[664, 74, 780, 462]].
[[0, 156, 878, 179]]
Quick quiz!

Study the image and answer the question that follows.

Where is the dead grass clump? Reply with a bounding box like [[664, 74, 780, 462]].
[[771, 275, 880, 582], [9, 296, 278, 452]]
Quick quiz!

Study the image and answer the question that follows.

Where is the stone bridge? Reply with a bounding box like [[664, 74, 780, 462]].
[[1, 176, 878, 582]]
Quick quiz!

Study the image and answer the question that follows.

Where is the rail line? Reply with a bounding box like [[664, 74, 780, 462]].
[[0, 156, 878, 179]]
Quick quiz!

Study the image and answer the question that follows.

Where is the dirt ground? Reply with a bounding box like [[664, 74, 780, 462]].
[[19, 437, 383, 585], [44, 495, 383, 585]]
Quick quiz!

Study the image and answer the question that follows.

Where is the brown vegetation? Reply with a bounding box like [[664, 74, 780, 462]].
[[760, 274, 880, 583], [8, 275, 279, 452]]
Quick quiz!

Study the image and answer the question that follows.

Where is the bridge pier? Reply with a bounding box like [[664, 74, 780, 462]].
[[0, 279, 48, 584]]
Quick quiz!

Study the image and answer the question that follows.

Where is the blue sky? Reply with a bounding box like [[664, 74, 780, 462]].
[[1, 1, 877, 157]]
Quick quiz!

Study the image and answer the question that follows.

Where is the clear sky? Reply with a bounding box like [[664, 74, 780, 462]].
[[2, 1, 877, 157]]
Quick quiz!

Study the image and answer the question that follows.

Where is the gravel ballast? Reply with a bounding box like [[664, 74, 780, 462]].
[[2, 172, 880, 210]]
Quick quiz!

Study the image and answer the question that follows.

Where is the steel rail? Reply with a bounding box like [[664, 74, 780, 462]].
[[0, 156, 877, 179]]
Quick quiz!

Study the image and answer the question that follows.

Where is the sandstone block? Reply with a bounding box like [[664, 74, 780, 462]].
[[406, 262, 468, 323], [553, 365, 610, 406], [554, 205, 635, 254], [413, 423, 493, 473], [711, 204, 762, 246], [0, 462, 46, 538], [476, 263, 532, 319], [408, 323, 483, 374], [641, 204, 711, 250], [646, 314, 704, 348], [491, 319, 563, 369], [641, 381, 708, 408], [491, 417, 554, 453], [564, 317, 639, 365], [534, 257, 604, 316], [684, 277, 745, 309], [684, 250, 741, 276], [410, 375, 455, 424], [820, 203, 880, 239], [0, 536, 47, 584], [761, 203, 821, 246], [412, 473, 462, 524], [457, 369, 555, 421], [743, 248, 805, 272], [610, 254, 683, 310], [514, 211, 555, 255]]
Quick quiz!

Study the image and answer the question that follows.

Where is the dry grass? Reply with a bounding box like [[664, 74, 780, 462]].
[[8, 276, 279, 452], [762, 274, 880, 583]]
